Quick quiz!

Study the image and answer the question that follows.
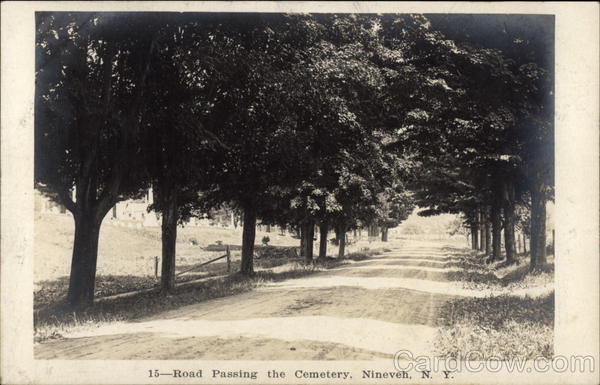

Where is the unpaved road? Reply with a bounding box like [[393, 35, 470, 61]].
[[35, 240, 480, 360]]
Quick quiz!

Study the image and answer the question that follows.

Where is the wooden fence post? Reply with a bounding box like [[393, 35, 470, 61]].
[[154, 256, 159, 278], [226, 245, 231, 273]]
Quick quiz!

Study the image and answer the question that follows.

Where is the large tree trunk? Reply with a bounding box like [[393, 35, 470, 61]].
[[502, 180, 517, 264], [530, 178, 547, 270], [470, 221, 479, 250], [160, 193, 178, 294], [381, 226, 389, 242], [299, 224, 306, 257], [318, 221, 328, 259], [490, 199, 502, 262], [478, 208, 485, 251], [61, 34, 157, 309], [337, 224, 346, 258], [484, 207, 491, 256], [67, 213, 101, 309], [303, 219, 315, 264], [240, 208, 256, 275]]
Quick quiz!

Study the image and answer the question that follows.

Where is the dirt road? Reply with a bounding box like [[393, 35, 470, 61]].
[[35, 240, 476, 360]]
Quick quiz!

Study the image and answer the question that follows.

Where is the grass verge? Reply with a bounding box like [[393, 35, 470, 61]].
[[433, 250, 554, 360], [458, 253, 554, 291], [434, 293, 554, 359], [34, 254, 299, 312]]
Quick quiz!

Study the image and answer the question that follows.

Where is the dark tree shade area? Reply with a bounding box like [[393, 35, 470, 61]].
[[35, 12, 553, 308]]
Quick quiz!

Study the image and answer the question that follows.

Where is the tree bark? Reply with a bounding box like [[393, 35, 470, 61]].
[[381, 226, 389, 242], [160, 193, 178, 294], [240, 208, 256, 275], [299, 225, 306, 257], [67, 213, 101, 309], [484, 208, 491, 256], [478, 208, 485, 251], [502, 180, 517, 264], [490, 199, 502, 262], [530, 178, 547, 270], [337, 224, 346, 258], [470, 221, 479, 250], [303, 219, 315, 264], [318, 221, 328, 259]]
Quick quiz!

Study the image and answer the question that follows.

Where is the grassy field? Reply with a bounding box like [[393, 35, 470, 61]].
[[34, 213, 305, 283]]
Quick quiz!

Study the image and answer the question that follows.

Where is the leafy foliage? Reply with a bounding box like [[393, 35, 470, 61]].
[[35, 12, 553, 303]]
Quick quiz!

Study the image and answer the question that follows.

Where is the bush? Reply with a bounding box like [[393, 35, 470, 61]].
[[255, 245, 298, 259], [262, 236, 270, 246], [344, 252, 370, 261]]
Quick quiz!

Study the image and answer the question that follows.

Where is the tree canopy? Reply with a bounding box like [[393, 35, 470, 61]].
[[35, 12, 554, 307]]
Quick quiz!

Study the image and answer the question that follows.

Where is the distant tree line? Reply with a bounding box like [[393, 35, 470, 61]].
[[35, 13, 553, 308]]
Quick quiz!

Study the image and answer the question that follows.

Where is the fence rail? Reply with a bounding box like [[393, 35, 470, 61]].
[[153, 245, 232, 278]]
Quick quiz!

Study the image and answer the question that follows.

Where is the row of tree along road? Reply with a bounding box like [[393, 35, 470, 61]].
[[35, 13, 553, 308]]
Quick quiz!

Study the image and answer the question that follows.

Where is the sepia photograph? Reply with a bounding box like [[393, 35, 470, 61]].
[[1, 2, 598, 384]]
